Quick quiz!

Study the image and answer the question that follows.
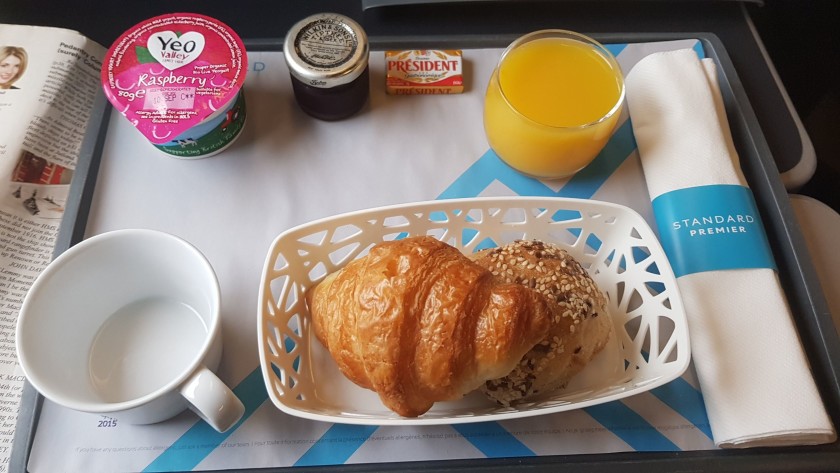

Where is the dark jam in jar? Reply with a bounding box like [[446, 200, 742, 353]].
[[283, 13, 370, 121]]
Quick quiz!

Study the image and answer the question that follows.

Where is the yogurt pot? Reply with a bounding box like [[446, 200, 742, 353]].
[[102, 13, 247, 158]]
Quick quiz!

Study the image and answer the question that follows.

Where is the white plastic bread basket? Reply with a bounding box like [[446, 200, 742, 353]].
[[258, 197, 690, 425]]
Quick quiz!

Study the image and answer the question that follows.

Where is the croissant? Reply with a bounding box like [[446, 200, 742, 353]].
[[305, 236, 551, 417]]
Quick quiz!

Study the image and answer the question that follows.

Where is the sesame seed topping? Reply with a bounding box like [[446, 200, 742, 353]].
[[475, 239, 609, 406]]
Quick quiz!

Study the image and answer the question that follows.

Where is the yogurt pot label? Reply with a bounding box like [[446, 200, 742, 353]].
[[102, 13, 247, 157]]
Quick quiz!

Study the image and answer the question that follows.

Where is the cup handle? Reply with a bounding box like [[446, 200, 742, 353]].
[[179, 365, 245, 432]]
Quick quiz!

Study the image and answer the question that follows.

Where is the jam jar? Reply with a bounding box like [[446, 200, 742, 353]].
[[283, 13, 370, 121]]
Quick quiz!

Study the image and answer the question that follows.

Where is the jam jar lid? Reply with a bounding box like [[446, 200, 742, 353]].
[[283, 13, 369, 88]]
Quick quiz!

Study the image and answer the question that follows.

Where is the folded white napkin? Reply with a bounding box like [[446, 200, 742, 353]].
[[625, 48, 836, 448]]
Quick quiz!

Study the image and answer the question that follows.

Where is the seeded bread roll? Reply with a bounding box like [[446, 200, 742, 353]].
[[469, 240, 613, 406]]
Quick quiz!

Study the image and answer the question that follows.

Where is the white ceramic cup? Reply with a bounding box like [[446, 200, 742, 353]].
[[16, 229, 244, 432]]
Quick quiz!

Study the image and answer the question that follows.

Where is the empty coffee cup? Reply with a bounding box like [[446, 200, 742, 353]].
[[16, 229, 244, 432]]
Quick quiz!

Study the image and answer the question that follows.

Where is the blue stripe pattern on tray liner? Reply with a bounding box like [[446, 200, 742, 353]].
[[452, 422, 535, 457], [294, 424, 380, 466], [437, 119, 637, 200], [584, 403, 679, 451], [650, 378, 713, 440], [145, 40, 712, 470], [606, 43, 629, 58]]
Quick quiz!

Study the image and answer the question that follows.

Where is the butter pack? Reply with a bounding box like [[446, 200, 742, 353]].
[[385, 50, 464, 95]]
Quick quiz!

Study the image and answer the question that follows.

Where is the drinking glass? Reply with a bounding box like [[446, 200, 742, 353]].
[[483, 30, 625, 179]]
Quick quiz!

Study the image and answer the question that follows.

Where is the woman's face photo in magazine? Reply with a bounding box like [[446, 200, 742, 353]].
[[0, 45, 27, 89]]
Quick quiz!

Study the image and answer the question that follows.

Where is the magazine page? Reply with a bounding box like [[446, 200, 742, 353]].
[[0, 23, 104, 472]]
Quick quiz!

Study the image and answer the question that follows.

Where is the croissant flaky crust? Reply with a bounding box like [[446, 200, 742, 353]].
[[306, 236, 551, 417]]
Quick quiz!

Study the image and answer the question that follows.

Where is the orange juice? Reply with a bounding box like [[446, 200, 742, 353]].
[[483, 31, 624, 179]]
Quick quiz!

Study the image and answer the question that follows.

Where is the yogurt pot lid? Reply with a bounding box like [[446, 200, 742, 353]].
[[101, 13, 247, 144]]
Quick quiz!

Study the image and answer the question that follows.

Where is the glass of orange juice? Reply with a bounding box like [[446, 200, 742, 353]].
[[484, 30, 625, 179]]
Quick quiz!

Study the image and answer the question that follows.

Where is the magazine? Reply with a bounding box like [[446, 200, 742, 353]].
[[0, 23, 105, 472]]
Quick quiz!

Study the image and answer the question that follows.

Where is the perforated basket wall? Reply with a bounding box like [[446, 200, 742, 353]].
[[257, 197, 690, 425]]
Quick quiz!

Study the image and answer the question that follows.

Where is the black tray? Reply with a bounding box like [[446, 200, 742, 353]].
[[11, 32, 840, 473]]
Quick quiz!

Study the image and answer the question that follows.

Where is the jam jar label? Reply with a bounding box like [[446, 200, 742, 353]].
[[102, 13, 247, 145]]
